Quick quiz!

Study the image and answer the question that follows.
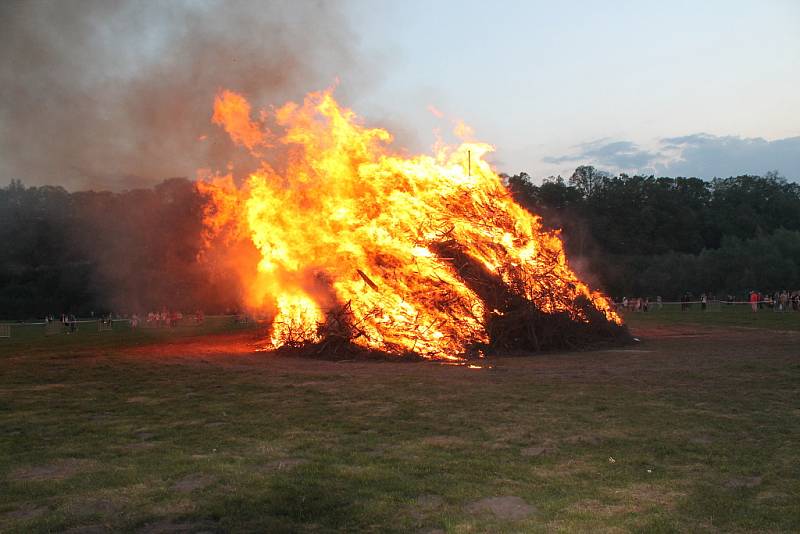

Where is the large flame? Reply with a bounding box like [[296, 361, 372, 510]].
[[198, 88, 620, 359]]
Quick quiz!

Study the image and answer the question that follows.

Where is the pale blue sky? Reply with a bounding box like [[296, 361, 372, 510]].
[[1, 0, 798, 188], [346, 0, 800, 180]]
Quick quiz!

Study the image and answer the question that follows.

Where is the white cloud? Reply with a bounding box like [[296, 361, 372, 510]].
[[542, 134, 800, 180]]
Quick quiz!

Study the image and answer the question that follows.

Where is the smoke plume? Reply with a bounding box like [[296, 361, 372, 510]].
[[0, 0, 361, 190]]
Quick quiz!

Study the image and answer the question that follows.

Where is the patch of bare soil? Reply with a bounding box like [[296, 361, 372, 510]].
[[126, 396, 159, 404], [171, 474, 216, 493], [70, 497, 123, 516], [117, 442, 158, 452], [64, 525, 111, 534], [9, 458, 96, 482], [465, 496, 536, 520], [521, 446, 548, 457], [421, 436, 467, 447], [689, 435, 713, 445], [569, 498, 628, 518], [416, 495, 444, 508], [137, 518, 218, 533], [756, 490, 790, 503], [411, 494, 445, 520], [731, 326, 800, 336], [29, 383, 68, 391], [614, 483, 686, 512], [122, 332, 259, 362], [725, 476, 762, 489], [628, 324, 714, 338], [203, 421, 225, 428], [113, 430, 160, 452], [562, 434, 602, 445], [2, 503, 48, 521]]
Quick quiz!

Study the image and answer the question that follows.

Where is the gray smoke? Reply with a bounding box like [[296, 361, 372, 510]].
[[0, 0, 363, 190]]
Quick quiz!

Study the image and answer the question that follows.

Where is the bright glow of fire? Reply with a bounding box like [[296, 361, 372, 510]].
[[198, 88, 621, 359]]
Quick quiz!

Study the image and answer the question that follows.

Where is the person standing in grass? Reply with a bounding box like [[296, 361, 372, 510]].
[[779, 291, 788, 312], [750, 291, 759, 312]]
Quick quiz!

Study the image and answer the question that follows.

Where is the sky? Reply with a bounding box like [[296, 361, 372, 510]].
[[348, 0, 800, 181], [0, 0, 798, 189]]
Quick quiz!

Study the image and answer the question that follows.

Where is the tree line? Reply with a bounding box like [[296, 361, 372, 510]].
[[0, 178, 238, 320], [506, 167, 800, 299], [2, 168, 799, 319]]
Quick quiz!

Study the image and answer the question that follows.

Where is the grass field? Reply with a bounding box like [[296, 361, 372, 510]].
[[622, 302, 800, 331], [1, 309, 798, 532]]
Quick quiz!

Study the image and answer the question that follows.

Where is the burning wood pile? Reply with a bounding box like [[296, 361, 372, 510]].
[[198, 88, 627, 361]]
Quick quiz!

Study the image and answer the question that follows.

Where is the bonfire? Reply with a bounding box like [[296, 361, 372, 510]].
[[198, 88, 626, 360]]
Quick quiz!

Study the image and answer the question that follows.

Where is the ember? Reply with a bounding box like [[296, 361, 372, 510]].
[[198, 88, 626, 359]]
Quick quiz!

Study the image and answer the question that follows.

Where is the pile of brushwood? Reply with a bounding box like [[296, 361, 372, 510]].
[[434, 241, 630, 354], [271, 301, 425, 361], [270, 243, 629, 361]]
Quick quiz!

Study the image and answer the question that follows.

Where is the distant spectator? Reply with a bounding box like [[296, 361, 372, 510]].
[[681, 293, 693, 311]]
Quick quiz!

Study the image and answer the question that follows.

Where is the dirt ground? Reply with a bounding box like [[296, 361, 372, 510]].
[[110, 321, 798, 390]]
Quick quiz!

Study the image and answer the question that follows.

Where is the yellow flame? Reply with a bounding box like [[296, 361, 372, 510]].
[[199, 88, 621, 358], [270, 292, 324, 347]]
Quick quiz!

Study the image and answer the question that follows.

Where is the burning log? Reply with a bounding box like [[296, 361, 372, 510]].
[[356, 269, 380, 292]]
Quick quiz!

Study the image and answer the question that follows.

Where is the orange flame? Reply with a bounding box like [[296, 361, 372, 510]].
[[199, 88, 621, 359], [211, 90, 270, 150]]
